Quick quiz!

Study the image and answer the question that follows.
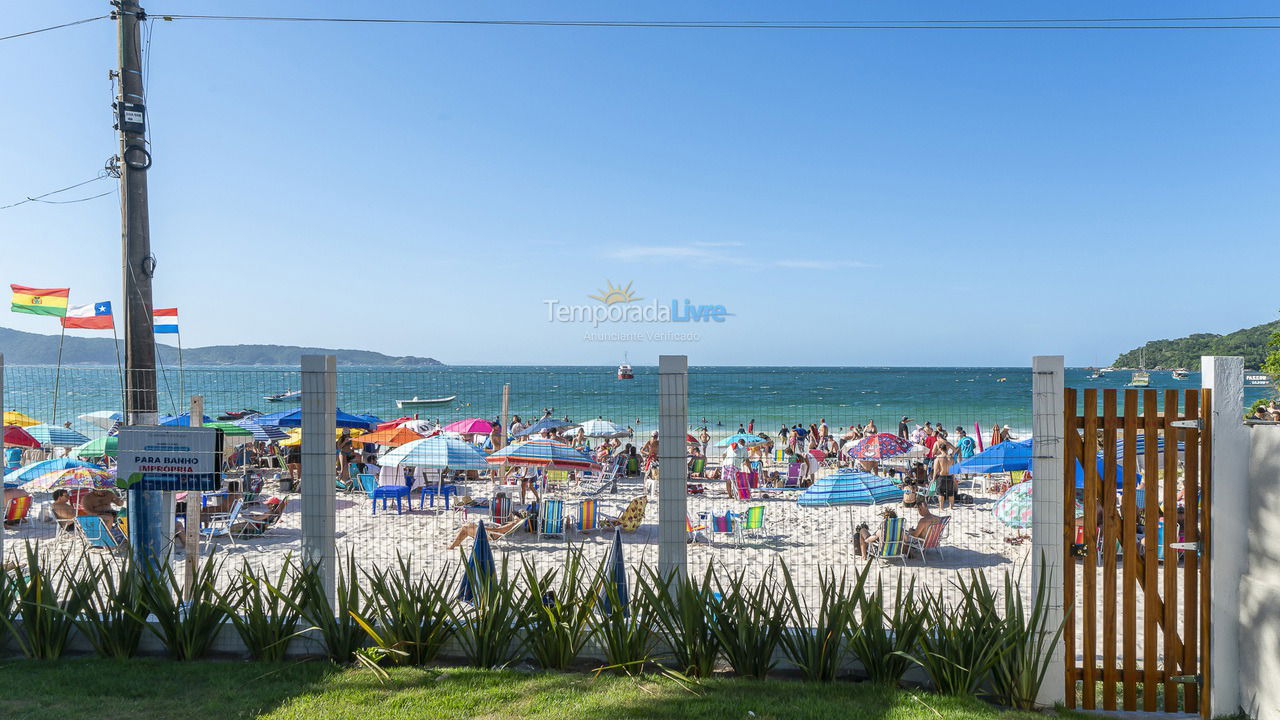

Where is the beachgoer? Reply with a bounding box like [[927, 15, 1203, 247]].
[[50, 489, 77, 531], [854, 507, 898, 558], [819, 418, 829, 437], [447, 512, 528, 549], [286, 443, 302, 481], [1000, 425, 1013, 443], [933, 423, 946, 441], [898, 416, 910, 442], [79, 488, 123, 531], [955, 428, 976, 459], [337, 430, 355, 481], [904, 493, 941, 540], [932, 441, 956, 510], [864, 419, 876, 435], [697, 427, 711, 456], [747, 419, 755, 434]]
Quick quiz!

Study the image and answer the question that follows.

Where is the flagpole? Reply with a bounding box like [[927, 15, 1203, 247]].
[[177, 330, 185, 409], [112, 319, 126, 415], [52, 323, 66, 424]]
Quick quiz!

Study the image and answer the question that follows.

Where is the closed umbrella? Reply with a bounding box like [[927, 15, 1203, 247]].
[[458, 519, 496, 604], [379, 436, 489, 470], [599, 527, 630, 616], [24, 424, 90, 447], [798, 470, 904, 507]]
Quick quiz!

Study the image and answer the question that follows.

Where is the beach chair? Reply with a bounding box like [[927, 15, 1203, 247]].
[[774, 448, 787, 463], [733, 468, 752, 500], [233, 498, 288, 537], [199, 499, 245, 551], [76, 516, 125, 552], [601, 496, 647, 533], [539, 499, 566, 539], [705, 511, 738, 545], [419, 482, 460, 510], [359, 473, 408, 515], [689, 457, 707, 477], [577, 499, 600, 533], [686, 514, 708, 544], [338, 463, 361, 491], [491, 493, 513, 525], [578, 460, 618, 496], [4, 496, 32, 527], [735, 505, 765, 542], [625, 456, 640, 475], [866, 517, 909, 565], [786, 463, 802, 486], [907, 515, 950, 563]]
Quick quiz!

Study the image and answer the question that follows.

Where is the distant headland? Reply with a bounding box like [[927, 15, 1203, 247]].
[[1112, 319, 1279, 370]]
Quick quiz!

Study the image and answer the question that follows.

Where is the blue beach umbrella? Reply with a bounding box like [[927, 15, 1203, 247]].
[[599, 527, 630, 616], [379, 436, 489, 470], [458, 518, 496, 604], [515, 418, 578, 437], [231, 419, 290, 442], [716, 433, 766, 447], [256, 408, 377, 430], [23, 424, 90, 447], [158, 413, 213, 427], [949, 439, 1033, 475], [1115, 436, 1185, 459], [797, 470, 904, 507], [6, 458, 102, 485]]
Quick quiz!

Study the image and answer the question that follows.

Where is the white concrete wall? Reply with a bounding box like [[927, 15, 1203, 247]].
[[1241, 423, 1280, 720]]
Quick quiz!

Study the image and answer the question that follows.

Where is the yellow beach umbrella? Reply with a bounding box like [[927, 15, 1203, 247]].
[[280, 428, 364, 447], [3, 411, 40, 427]]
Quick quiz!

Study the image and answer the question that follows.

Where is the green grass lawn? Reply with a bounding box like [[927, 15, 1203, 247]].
[[0, 658, 1085, 720]]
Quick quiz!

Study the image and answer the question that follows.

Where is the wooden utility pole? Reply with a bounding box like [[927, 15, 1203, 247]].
[[184, 396, 203, 599], [116, 0, 162, 565]]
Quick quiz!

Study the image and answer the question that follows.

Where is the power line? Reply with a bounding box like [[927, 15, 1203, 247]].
[[154, 13, 1280, 30], [0, 15, 107, 42], [0, 174, 111, 210]]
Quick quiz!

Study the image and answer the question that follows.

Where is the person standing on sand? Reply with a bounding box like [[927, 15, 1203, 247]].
[[747, 419, 754, 434], [955, 427, 975, 459], [898, 416, 910, 442], [697, 427, 710, 457], [932, 439, 956, 510]]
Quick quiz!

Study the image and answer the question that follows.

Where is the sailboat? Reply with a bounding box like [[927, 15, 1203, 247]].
[[1127, 349, 1150, 388]]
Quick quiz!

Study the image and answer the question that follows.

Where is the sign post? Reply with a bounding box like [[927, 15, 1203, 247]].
[[118, 425, 223, 493]]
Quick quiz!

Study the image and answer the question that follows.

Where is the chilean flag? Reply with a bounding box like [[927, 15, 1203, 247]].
[[153, 307, 179, 334], [60, 301, 114, 330]]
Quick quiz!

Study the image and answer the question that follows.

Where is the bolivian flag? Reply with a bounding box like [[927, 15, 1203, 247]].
[[10, 284, 70, 317]]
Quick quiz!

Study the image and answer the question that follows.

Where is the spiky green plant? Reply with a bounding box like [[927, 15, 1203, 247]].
[[134, 555, 230, 660], [361, 555, 455, 665], [910, 571, 1008, 696], [1, 544, 93, 659], [73, 557, 147, 659], [590, 564, 656, 676], [223, 557, 306, 661], [453, 555, 531, 669], [990, 562, 1068, 709], [638, 563, 722, 678], [282, 552, 370, 664], [778, 563, 865, 682], [522, 550, 599, 670], [846, 573, 927, 685], [708, 565, 787, 679]]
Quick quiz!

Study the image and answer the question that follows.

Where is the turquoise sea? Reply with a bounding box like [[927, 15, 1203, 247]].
[[6, 365, 1268, 441]]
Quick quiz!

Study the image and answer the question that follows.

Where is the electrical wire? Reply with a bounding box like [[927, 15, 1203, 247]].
[[0, 15, 108, 42], [0, 174, 111, 210]]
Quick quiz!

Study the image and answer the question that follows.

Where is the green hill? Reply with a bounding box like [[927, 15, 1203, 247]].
[[0, 326, 442, 366], [1113, 319, 1279, 370]]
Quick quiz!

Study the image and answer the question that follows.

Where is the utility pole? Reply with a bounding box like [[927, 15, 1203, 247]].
[[115, 0, 164, 567]]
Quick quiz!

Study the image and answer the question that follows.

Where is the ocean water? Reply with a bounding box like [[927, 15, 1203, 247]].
[[6, 365, 1259, 441]]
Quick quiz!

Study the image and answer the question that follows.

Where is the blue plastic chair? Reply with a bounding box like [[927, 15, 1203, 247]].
[[418, 484, 459, 510], [359, 473, 407, 515], [76, 516, 125, 551]]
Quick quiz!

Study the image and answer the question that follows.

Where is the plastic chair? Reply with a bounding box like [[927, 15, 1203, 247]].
[[358, 473, 408, 515], [419, 483, 459, 510], [199, 499, 245, 551], [76, 516, 125, 551]]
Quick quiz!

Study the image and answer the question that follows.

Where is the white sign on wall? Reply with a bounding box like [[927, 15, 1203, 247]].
[[116, 426, 223, 491]]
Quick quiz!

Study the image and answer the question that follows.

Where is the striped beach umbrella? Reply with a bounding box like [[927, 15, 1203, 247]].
[[797, 470, 904, 507], [379, 436, 489, 470], [993, 481, 1084, 529], [599, 527, 630, 616], [486, 440, 600, 471], [844, 433, 913, 460], [24, 424, 90, 447], [231, 419, 290, 442], [23, 466, 116, 492], [5, 458, 103, 485]]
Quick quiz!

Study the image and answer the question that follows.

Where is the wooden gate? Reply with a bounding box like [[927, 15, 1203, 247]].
[[1063, 388, 1211, 716]]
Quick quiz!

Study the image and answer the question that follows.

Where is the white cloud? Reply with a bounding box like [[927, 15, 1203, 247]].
[[775, 259, 874, 270], [607, 245, 873, 270]]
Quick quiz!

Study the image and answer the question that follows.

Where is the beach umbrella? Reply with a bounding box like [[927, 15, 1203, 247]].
[[24, 424, 90, 447], [716, 433, 765, 447], [797, 470, 905, 507], [23, 466, 116, 492], [4, 426, 40, 449], [78, 410, 123, 430], [279, 428, 365, 447], [231, 419, 290, 442], [376, 416, 415, 431], [258, 408, 377, 430], [70, 435, 118, 459], [844, 433, 913, 460], [599, 527, 630, 616], [578, 419, 628, 438], [353, 425, 423, 448], [486, 440, 600, 471], [458, 519, 497, 605], [158, 413, 214, 427], [1115, 436, 1185, 459], [992, 481, 1084, 529], [515, 418, 577, 437], [5, 458, 103, 485], [949, 439, 1033, 475], [3, 411, 40, 428], [441, 418, 493, 435], [379, 436, 489, 470]]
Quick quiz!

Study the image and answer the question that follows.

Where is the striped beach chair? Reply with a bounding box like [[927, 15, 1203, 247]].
[[539, 499, 565, 539], [907, 515, 950, 563], [686, 514, 708, 544], [707, 511, 738, 545], [733, 469, 752, 500], [4, 495, 32, 526], [578, 499, 600, 533], [867, 517, 909, 564], [735, 505, 765, 541]]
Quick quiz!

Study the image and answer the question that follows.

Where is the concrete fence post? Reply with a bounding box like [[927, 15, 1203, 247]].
[[1203, 356, 1247, 717], [1031, 355, 1066, 707], [657, 355, 689, 581], [301, 355, 337, 602]]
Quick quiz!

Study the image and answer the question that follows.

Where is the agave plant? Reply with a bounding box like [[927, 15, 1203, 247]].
[[74, 557, 148, 659], [360, 555, 455, 665], [134, 554, 230, 660], [846, 573, 927, 685], [910, 571, 1008, 696], [638, 563, 721, 678], [778, 563, 865, 682], [223, 557, 306, 661], [590, 564, 656, 676], [284, 552, 371, 664], [990, 561, 1067, 709], [708, 565, 787, 679], [453, 555, 531, 669], [522, 550, 599, 670], [1, 543, 94, 659]]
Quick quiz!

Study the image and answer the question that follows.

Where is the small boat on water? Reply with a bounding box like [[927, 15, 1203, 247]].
[[217, 409, 258, 420], [617, 362, 634, 380], [1127, 350, 1151, 387], [396, 395, 456, 409], [264, 390, 301, 402], [1171, 369, 1190, 380]]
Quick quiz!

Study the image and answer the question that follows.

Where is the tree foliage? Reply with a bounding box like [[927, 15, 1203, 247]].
[[1113, 319, 1280, 370]]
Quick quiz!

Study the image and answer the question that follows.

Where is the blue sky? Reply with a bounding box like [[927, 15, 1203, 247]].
[[2, 1, 1277, 366]]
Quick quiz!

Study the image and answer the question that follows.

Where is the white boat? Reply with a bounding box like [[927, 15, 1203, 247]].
[[1127, 370, 1150, 387], [1171, 369, 1190, 380], [617, 362, 634, 380], [264, 390, 301, 402], [396, 395, 456, 409]]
